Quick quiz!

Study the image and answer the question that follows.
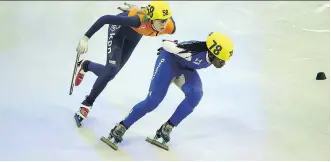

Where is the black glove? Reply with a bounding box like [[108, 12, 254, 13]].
[[162, 39, 178, 43], [157, 47, 163, 55]]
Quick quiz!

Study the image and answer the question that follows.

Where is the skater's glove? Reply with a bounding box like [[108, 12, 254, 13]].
[[162, 39, 178, 44], [76, 35, 89, 54], [117, 2, 139, 12], [162, 40, 186, 54], [157, 47, 163, 55], [157, 40, 178, 55]]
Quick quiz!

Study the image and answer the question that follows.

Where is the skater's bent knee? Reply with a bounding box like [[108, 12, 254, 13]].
[[103, 66, 119, 80], [186, 89, 203, 107], [186, 88, 203, 98]]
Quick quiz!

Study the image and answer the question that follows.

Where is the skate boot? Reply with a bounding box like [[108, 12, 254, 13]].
[[100, 123, 127, 151], [146, 122, 173, 150], [74, 60, 90, 86], [74, 99, 92, 127]]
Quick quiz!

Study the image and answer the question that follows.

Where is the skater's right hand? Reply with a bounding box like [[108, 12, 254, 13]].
[[76, 35, 89, 54]]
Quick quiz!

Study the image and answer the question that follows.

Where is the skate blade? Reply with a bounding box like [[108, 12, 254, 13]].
[[146, 137, 169, 151], [100, 136, 119, 151], [69, 52, 81, 95], [74, 114, 82, 127]]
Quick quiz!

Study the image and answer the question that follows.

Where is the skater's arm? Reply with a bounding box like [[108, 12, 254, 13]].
[[85, 15, 141, 38], [162, 40, 208, 58], [177, 41, 207, 52], [161, 40, 193, 58]]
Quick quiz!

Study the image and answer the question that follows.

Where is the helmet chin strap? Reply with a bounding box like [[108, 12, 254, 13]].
[[151, 22, 158, 31], [207, 52, 215, 63], [151, 21, 162, 32]]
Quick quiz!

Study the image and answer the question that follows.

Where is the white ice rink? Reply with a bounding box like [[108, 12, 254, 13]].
[[0, 1, 330, 161]]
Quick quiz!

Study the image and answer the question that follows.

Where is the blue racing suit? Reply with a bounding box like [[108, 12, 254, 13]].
[[122, 40, 212, 128]]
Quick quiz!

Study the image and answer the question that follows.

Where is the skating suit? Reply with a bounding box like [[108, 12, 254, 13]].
[[123, 40, 211, 128], [81, 9, 176, 105]]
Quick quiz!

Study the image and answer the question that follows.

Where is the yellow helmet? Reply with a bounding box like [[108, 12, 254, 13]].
[[145, 1, 172, 20], [206, 32, 234, 61]]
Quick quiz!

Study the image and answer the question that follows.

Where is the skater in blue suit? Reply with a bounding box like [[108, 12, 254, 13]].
[[102, 32, 234, 148]]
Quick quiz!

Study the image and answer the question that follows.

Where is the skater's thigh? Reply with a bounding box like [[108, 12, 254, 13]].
[[106, 25, 126, 68], [119, 37, 142, 70], [149, 52, 178, 94], [174, 69, 202, 94]]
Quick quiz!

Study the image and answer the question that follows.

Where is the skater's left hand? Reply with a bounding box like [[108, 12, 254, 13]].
[[76, 35, 89, 54], [118, 2, 139, 12]]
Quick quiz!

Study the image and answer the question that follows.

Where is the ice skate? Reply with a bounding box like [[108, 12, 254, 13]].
[[74, 59, 89, 86], [74, 103, 92, 127], [146, 122, 173, 151], [100, 123, 127, 151]]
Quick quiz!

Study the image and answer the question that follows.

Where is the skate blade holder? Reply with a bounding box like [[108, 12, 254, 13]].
[[146, 137, 169, 151], [74, 114, 82, 127], [100, 136, 119, 151]]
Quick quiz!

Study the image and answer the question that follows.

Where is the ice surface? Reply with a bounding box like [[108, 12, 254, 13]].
[[0, 1, 329, 161]]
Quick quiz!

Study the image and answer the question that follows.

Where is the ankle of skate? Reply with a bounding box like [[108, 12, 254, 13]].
[[77, 104, 91, 119], [74, 60, 89, 86], [109, 123, 127, 142], [156, 123, 173, 142]]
